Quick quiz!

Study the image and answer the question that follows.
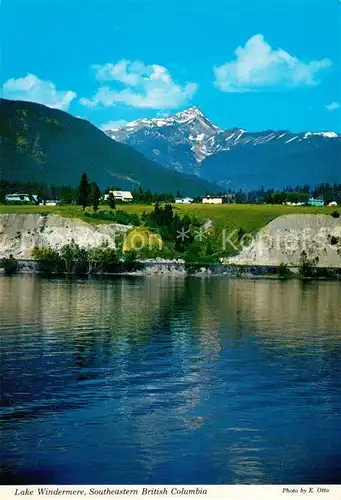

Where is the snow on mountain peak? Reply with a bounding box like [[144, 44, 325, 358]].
[[173, 106, 204, 121], [304, 131, 339, 139]]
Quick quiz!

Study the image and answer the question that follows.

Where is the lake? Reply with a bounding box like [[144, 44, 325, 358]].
[[1, 275, 341, 485]]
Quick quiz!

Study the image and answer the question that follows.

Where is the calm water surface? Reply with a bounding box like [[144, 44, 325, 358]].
[[1, 276, 341, 484]]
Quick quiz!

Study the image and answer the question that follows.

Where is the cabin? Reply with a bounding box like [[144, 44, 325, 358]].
[[5, 193, 38, 203], [285, 202, 305, 206], [104, 190, 133, 202], [39, 200, 60, 206], [175, 197, 194, 204], [202, 196, 223, 204], [201, 194, 235, 204], [308, 197, 324, 207]]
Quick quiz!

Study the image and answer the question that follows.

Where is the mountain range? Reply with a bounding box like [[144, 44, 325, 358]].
[[107, 106, 341, 190], [0, 99, 218, 195]]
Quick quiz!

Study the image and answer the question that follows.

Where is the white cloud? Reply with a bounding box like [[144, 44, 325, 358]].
[[2, 74, 76, 110], [80, 60, 197, 109], [100, 119, 128, 131], [326, 101, 340, 111], [214, 34, 332, 92]]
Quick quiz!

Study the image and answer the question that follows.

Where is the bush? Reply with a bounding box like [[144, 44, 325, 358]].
[[298, 251, 318, 278], [88, 246, 119, 274], [278, 262, 293, 279], [122, 249, 142, 272], [84, 210, 140, 226], [59, 241, 88, 274], [184, 242, 219, 270], [1, 256, 19, 275], [314, 268, 338, 279], [31, 246, 64, 276], [331, 210, 340, 219]]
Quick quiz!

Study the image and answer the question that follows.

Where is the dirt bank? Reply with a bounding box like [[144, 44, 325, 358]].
[[0, 214, 131, 259], [226, 214, 341, 267]]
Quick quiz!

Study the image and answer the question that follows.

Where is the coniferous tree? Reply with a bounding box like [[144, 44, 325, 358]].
[[108, 192, 116, 209], [78, 173, 91, 210], [0, 182, 5, 204], [90, 182, 101, 212]]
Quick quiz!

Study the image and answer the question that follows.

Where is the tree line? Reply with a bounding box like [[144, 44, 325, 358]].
[[1, 177, 341, 206], [230, 183, 341, 205]]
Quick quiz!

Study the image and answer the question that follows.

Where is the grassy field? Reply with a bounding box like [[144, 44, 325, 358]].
[[125, 203, 333, 236], [0, 202, 334, 243]]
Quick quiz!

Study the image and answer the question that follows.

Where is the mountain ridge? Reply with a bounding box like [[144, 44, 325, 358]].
[[106, 107, 341, 189], [0, 98, 219, 195]]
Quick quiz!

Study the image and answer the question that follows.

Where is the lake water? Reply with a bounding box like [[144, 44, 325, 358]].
[[1, 275, 341, 485]]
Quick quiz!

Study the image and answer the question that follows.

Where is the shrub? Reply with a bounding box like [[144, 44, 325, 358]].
[[84, 210, 140, 226], [88, 246, 119, 274], [59, 241, 88, 274], [1, 256, 19, 275], [123, 249, 142, 272], [31, 246, 64, 276], [278, 262, 293, 279], [184, 242, 219, 269], [298, 251, 318, 278], [314, 268, 338, 279], [331, 210, 340, 219]]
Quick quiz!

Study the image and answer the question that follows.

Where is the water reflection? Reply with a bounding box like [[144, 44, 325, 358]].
[[1, 276, 341, 484]]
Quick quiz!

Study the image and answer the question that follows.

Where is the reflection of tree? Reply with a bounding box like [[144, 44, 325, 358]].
[[2, 276, 341, 422]]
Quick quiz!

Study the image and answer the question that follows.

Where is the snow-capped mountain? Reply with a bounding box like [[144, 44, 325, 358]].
[[105, 107, 341, 189], [107, 106, 221, 174]]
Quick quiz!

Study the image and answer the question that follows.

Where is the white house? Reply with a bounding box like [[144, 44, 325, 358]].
[[5, 193, 38, 202], [175, 197, 194, 204], [202, 196, 223, 204], [39, 200, 60, 206], [104, 190, 133, 202], [285, 202, 305, 206], [308, 197, 324, 207]]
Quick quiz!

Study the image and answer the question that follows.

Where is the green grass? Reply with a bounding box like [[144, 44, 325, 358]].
[[0, 204, 108, 225], [0, 202, 333, 234], [171, 203, 332, 235]]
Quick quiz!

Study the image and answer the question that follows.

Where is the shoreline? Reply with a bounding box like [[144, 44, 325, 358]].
[[1, 259, 341, 280]]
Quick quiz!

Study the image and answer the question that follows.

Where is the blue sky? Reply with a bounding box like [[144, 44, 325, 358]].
[[1, 0, 341, 132]]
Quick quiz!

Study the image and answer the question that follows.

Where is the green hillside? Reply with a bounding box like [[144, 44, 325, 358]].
[[0, 98, 218, 195]]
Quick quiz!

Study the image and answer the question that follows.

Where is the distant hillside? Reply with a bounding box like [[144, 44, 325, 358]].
[[107, 106, 341, 190], [0, 99, 218, 195]]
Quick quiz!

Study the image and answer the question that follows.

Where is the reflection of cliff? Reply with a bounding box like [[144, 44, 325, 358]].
[[3, 276, 340, 359], [1, 276, 186, 338], [174, 278, 341, 339], [223, 280, 341, 341]]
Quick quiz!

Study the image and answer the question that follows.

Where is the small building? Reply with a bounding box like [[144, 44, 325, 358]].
[[328, 201, 338, 207], [104, 190, 133, 202], [308, 197, 324, 207], [5, 193, 38, 203], [285, 202, 305, 206], [175, 197, 194, 204], [39, 200, 60, 206], [202, 196, 223, 204]]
